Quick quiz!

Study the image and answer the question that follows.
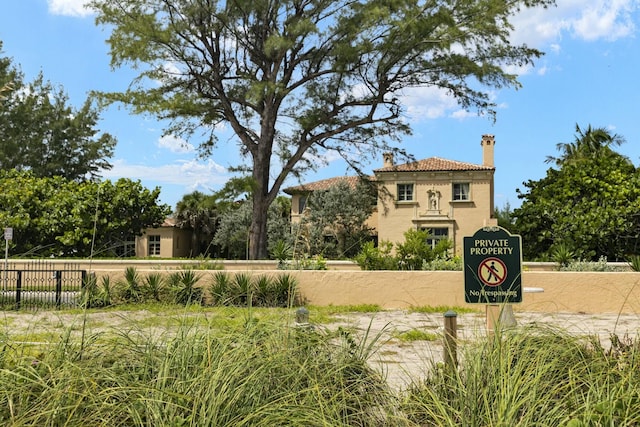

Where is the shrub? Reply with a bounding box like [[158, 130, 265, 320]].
[[628, 255, 640, 272], [277, 254, 328, 270], [354, 230, 455, 271], [560, 256, 623, 272], [354, 240, 397, 270], [423, 255, 462, 271], [209, 271, 233, 306], [231, 272, 254, 306], [270, 239, 293, 267], [180, 255, 224, 270], [396, 229, 437, 270], [269, 273, 300, 307], [208, 272, 299, 308], [551, 243, 576, 268], [169, 270, 203, 305], [253, 274, 272, 307], [141, 272, 166, 302], [116, 266, 143, 303]]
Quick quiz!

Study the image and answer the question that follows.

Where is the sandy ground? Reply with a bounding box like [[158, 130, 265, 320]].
[[2, 308, 639, 392], [329, 310, 640, 391]]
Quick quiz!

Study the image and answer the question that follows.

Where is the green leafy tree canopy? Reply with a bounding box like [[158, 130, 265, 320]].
[[0, 42, 116, 181], [0, 170, 170, 257], [514, 125, 640, 261], [175, 191, 219, 257], [90, 0, 554, 259], [302, 179, 376, 258]]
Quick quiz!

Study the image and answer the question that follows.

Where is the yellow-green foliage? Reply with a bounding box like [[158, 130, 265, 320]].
[[394, 329, 439, 342]]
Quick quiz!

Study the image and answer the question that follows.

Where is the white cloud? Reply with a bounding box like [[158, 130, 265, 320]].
[[503, 63, 536, 76], [450, 109, 478, 120], [157, 135, 195, 154], [572, 0, 637, 41], [537, 66, 549, 76], [511, 0, 638, 46], [401, 86, 460, 121], [400, 86, 499, 122], [102, 158, 228, 188], [47, 0, 93, 17]]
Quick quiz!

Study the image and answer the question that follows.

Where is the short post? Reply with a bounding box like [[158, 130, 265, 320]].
[[486, 304, 501, 336], [500, 304, 517, 328], [295, 306, 309, 324], [443, 310, 458, 370]]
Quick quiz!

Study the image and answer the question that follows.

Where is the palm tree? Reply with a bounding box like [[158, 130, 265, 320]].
[[175, 191, 217, 257], [546, 124, 629, 166]]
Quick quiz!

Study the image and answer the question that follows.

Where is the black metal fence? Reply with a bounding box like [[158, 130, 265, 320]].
[[0, 260, 87, 310]]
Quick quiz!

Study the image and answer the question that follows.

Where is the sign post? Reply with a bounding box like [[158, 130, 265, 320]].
[[463, 226, 522, 331]]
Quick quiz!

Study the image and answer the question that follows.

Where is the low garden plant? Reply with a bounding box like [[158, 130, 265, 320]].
[[83, 268, 301, 309], [353, 229, 459, 271], [559, 256, 627, 272]]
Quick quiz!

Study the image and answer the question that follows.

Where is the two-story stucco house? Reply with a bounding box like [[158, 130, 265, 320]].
[[284, 134, 498, 254]]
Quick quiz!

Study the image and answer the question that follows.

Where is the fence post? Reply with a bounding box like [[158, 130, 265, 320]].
[[83, 271, 90, 309], [15, 270, 21, 310], [443, 310, 458, 370], [55, 271, 62, 309]]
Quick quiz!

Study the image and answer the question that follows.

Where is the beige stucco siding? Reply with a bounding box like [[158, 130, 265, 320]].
[[136, 227, 191, 258], [376, 170, 496, 253]]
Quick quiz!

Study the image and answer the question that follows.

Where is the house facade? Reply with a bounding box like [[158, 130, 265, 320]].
[[135, 217, 192, 258], [285, 134, 498, 254], [374, 134, 497, 254]]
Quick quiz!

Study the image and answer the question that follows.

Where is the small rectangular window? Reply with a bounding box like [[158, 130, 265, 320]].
[[148, 235, 161, 256], [397, 183, 414, 201], [423, 227, 449, 249], [115, 240, 135, 258], [453, 183, 470, 201], [298, 195, 307, 214]]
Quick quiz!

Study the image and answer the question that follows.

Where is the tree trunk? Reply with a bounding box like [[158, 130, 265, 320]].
[[248, 96, 280, 260], [248, 145, 273, 259], [249, 194, 269, 259]]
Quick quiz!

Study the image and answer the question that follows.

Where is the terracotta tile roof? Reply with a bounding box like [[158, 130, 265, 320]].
[[283, 156, 492, 194], [161, 217, 178, 227], [374, 157, 494, 173], [283, 176, 374, 194]]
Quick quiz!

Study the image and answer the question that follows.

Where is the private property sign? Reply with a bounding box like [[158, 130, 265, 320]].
[[463, 226, 522, 304]]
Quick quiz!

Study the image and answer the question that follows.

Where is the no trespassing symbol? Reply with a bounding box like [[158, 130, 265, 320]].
[[477, 257, 507, 287]]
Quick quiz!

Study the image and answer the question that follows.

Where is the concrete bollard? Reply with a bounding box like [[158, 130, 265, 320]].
[[295, 306, 309, 324]]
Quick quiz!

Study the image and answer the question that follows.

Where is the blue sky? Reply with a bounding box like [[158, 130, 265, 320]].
[[1, 0, 639, 211]]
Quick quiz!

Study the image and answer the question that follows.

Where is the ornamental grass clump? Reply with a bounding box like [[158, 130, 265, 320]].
[[0, 314, 401, 426], [401, 326, 640, 426]]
